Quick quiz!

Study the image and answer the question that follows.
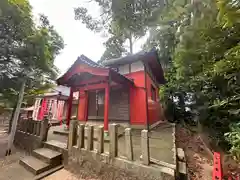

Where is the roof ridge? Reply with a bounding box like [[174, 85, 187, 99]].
[[79, 55, 104, 68]]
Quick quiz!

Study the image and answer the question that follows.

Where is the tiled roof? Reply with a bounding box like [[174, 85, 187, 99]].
[[101, 49, 157, 66]]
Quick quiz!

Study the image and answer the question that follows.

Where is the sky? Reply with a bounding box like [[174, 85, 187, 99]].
[[29, 0, 147, 73]]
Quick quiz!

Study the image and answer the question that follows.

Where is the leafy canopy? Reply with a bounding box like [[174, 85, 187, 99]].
[[0, 0, 64, 107]]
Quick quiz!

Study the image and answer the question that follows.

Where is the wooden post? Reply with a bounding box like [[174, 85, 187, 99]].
[[68, 120, 78, 151], [97, 126, 104, 153], [36, 121, 40, 136], [109, 124, 118, 157], [27, 119, 31, 133], [125, 128, 133, 161], [141, 130, 150, 165], [18, 117, 23, 131], [23, 118, 28, 133], [84, 91, 88, 121], [33, 121, 36, 135], [29, 119, 32, 134], [104, 86, 109, 131], [39, 116, 49, 142], [77, 124, 85, 149], [86, 125, 93, 151], [213, 152, 222, 180]]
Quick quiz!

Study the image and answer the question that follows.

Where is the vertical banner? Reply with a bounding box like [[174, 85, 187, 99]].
[[32, 98, 41, 120], [38, 98, 47, 120], [52, 99, 58, 120], [46, 99, 54, 119], [57, 100, 65, 124]]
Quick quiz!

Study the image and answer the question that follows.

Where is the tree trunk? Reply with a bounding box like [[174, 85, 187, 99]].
[[8, 103, 17, 134], [129, 34, 133, 54], [6, 78, 26, 155]]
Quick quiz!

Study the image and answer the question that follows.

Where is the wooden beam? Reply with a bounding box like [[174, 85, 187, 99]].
[[76, 83, 108, 91]]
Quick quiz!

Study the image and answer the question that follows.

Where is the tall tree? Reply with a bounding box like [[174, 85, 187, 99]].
[[143, 0, 240, 159], [0, 0, 64, 135], [74, 0, 166, 60], [0, 0, 64, 106]]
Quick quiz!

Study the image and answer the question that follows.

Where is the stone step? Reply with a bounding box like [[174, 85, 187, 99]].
[[44, 140, 68, 158], [19, 156, 51, 175], [33, 148, 62, 165], [34, 165, 64, 180], [44, 140, 67, 151]]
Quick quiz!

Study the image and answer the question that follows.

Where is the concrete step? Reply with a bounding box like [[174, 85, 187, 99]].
[[33, 148, 62, 165], [19, 156, 50, 175], [44, 140, 67, 151]]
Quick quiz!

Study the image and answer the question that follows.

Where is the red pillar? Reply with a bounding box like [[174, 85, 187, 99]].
[[66, 88, 73, 127], [104, 85, 109, 131]]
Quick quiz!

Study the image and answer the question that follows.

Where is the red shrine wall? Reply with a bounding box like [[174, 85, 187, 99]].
[[125, 71, 147, 125], [76, 69, 164, 126], [145, 73, 164, 125]]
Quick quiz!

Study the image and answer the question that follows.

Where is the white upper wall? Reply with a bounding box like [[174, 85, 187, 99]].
[[118, 64, 130, 74], [131, 61, 144, 72], [118, 61, 144, 75]]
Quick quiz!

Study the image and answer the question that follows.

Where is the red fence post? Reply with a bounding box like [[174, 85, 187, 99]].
[[213, 152, 222, 180]]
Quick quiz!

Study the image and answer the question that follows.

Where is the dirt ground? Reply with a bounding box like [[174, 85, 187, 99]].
[[176, 125, 240, 180], [176, 126, 213, 180], [43, 169, 84, 180]]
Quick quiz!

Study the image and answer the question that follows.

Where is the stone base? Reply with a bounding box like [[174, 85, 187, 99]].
[[66, 147, 175, 180]]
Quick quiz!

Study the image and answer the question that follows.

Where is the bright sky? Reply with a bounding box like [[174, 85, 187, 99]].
[[29, 0, 147, 73]]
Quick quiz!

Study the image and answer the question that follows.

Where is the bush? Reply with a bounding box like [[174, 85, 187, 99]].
[[225, 122, 240, 161]]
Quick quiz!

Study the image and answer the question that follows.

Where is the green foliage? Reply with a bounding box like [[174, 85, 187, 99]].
[[74, 0, 167, 59], [149, 0, 240, 156], [0, 0, 64, 107], [225, 122, 240, 161], [99, 34, 127, 63]]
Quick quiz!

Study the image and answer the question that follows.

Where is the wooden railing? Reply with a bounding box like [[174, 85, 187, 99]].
[[17, 117, 42, 136], [14, 116, 49, 151]]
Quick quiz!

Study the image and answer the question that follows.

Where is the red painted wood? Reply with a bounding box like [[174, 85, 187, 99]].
[[145, 74, 164, 125], [66, 88, 74, 127], [104, 85, 109, 131], [213, 152, 222, 180], [76, 83, 108, 91], [77, 91, 87, 121], [77, 76, 107, 86], [125, 71, 145, 87], [126, 71, 147, 125], [63, 64, 109, 83]]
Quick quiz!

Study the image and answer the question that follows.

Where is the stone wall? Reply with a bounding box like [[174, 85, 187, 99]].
[[66, 148, 174, 180], [66, 121, 176, 180], [14, 117, 49, 152]]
